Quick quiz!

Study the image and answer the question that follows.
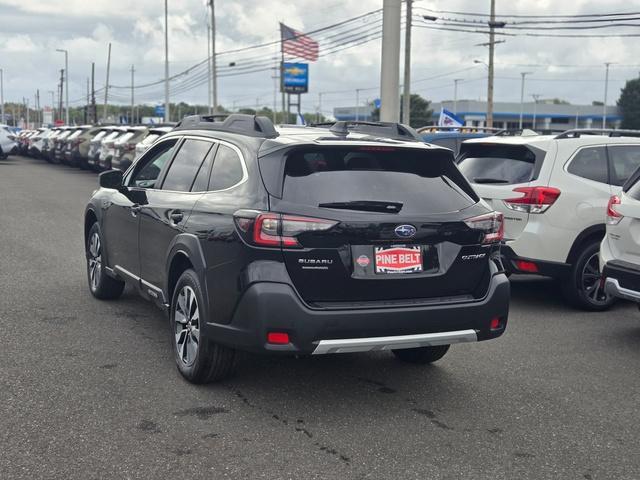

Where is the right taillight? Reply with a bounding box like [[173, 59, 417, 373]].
[[504, 186, 561, 214], [234, 211, 337, 248], [607, 195, 623, 225], [464, 211, 504, 244]]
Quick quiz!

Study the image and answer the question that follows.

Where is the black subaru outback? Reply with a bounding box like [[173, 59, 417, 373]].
[[84, 115, 510, 383]]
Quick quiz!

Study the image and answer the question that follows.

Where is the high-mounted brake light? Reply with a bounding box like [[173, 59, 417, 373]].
[[504, 186, 561, 214], [606, 195, 623, 225], [235, 212, 337, 248], [464, 211, 504, 244]]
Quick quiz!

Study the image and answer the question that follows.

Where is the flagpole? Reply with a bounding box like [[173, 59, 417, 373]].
[[280, 23, 286, 124]]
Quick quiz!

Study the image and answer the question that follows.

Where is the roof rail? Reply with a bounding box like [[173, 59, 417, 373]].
[[417, 126, 503, 134], [175, 113, 278, 138], [312, 121, 422, 142], [555, 128, 640, 139]]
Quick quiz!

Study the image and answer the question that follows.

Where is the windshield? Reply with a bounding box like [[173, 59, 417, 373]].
[[92, 131, 108, 142], [115, 132, 135, 145], [67, 130, 83, 140], [281, 147, 477, 215]]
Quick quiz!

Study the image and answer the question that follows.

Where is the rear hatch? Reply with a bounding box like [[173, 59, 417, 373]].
[[458, 142, 548, 240], [252, 144, 501, 306]]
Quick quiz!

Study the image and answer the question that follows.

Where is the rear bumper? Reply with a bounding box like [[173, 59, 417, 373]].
[[205, 272, 510, 355], [603, 261, 640, 302], [501, 245, 570, 278]]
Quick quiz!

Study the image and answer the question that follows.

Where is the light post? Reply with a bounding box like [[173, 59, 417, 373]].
[[55, 49, 69, 124], [519, 71, 533, 130], [603, 62, 613, 129], [531, 94, 541, 130], [453, 79, 463, 115]]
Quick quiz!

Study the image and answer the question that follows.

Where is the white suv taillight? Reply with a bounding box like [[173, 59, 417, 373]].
[[504, 186, 561, 214], [465, 211, 504, 244], [235, 212, 337, 248], [607, 195, 623, 225]]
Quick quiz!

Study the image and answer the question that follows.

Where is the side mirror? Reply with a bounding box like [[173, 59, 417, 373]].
[[99, 169, 124, 190]]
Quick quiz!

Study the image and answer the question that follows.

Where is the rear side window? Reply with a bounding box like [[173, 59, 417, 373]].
[[458, 144, 538, 184], [209, 144, 244, 191], [609, 145, 640, 186], [162, 139, 213, 192], [567, 147, 608, 184], [281, 147, 477, 215]]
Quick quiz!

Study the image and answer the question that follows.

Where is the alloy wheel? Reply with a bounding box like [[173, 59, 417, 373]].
[[580, 252, 611, 306], [88, 232, 102, 291], [174, 286, 200, 366]]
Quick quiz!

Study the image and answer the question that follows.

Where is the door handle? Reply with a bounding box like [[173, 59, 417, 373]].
[[130, 204, 142, 217], [170, 210, 184, 223]]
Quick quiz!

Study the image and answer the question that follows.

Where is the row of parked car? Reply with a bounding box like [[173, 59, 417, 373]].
[[13, 124, 175, 171]]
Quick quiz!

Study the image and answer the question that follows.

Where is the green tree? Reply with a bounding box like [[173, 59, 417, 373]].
[[370, 94, 432, 128], [618, 78, 640, 129]]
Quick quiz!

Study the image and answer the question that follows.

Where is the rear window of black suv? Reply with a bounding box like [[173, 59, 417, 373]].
[[262, 146, 478, 215]]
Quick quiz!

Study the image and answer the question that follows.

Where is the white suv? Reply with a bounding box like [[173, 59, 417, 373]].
[[601, 168, 640, 304], [458, 129, 640, 310]]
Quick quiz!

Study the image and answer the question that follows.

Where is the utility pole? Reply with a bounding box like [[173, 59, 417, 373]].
[[103, 43, 111, 122], [36, 89, 40, 127], [130, 64, 135, 124], [380, 0, 402, 122], [164, 0, 170, 122], [207, 23, 212, 114], [91, 62, 96, 124], [56, 49, 69, 124], [85, 78, 89, 124], [401, 0, 412, 125], [487, 0, 496, 128], [48, 90, 55, 123], [0, 68, 4, 124], [519, 71, 532, 130], [209, 0, 217, 112], [355, 89, 362, 121], [453, 79, 462, 114], [603, 62, 612, 129], [317, 92, 323, 123]]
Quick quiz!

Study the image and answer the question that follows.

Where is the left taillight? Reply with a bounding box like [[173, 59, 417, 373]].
[[607, 195, 623, 225], [465, 211, 504, 244], [234, 211, 337, 248]]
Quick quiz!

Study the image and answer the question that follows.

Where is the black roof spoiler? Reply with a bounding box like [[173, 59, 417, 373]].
[[175, 114, 278, 138]]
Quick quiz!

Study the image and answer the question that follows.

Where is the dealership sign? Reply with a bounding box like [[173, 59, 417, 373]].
[[282, 62, 308, 94]]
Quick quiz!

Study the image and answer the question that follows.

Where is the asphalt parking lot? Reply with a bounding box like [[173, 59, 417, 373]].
[[2, 156, 640, 480]]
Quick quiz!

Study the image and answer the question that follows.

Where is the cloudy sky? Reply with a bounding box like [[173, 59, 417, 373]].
[[1, 0, 639, 116]]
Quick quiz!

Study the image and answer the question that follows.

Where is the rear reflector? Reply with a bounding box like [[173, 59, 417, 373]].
[[514, 260, 539, 273], [504, 186, 561, 214], [606, 195, 623, 225], [267, 332, 290, 345], [490, 317, 501, 330]]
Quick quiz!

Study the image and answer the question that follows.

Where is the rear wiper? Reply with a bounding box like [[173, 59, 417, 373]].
[[473, 177, 510, 184], [318, 200, 403, 213]]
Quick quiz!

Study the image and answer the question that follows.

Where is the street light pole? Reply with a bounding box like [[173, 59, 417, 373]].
[[401, 0, 412, 125], [355, 88, 362, 121], [603, 62, 612, 129], [56, 49, 69, 124], [164, 0, 170, 122], [486, 0, 496, 128], [209, 0, 217, 112], [519, 71, 532, 130]]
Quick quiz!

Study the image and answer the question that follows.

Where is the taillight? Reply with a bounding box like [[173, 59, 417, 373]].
[[235, 211, 337, 248], [464, 211, 504, 244], [504, 186, 561, 214], [607, 195, 623, 225]]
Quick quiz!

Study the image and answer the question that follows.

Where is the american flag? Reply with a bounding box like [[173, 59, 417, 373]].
[[280, 23, 319, 62]]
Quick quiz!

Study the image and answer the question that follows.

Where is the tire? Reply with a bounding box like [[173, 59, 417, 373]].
[[562, 240, 614, 311], [86, 223, 125, 300], [170, 269, 236, 384], [392, 345, 450, 364]]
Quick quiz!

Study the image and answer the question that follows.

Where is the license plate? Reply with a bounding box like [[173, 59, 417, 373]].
[[374, 245, 423, 274]]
